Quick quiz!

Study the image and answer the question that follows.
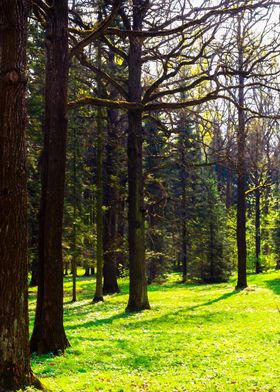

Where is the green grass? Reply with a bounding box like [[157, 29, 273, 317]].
[[28, 271, 280, 392]]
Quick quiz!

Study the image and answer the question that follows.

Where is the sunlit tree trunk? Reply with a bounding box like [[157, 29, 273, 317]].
[[236, 17, 247, 290], [126, 0, 150, 312]]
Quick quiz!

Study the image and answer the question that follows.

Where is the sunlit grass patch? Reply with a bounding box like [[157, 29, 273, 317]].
[[29, 270, 280, 391]]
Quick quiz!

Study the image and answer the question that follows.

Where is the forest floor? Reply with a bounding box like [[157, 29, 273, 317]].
[[28, 270, 280, 392]]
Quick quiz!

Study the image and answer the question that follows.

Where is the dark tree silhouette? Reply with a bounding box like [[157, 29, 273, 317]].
[[30, 0, 70, 354], [0, 1, 41, 390]]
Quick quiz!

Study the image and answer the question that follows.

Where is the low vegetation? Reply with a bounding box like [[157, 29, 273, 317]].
[[29, 271, 280, 392]]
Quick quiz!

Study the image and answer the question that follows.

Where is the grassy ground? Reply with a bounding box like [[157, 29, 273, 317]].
[[28, 271, 280, 392]]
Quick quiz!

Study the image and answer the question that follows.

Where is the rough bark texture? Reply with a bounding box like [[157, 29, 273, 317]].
[[30, 0, 70, 354], [0, 1, 42, 390], [126, 0, 150, 312], [103, 104, 120, 295], [235, 20, 247, 290]]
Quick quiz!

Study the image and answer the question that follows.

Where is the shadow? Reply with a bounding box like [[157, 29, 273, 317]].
[[65, 311, 134, 330], [265, 278, 280, 296], [189, 290, 238, 311], [64, 288, 238, 333]]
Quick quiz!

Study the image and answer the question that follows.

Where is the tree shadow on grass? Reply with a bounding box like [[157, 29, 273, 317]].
[[65, 310, 134, 330], [265, 278, 280, 295], [189, 290, 238, 311], [64, 289, 238, 332]]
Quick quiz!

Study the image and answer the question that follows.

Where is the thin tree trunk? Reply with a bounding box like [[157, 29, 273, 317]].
[[0, 1, 42, 389], [84, 267, 90, 276], [93, 34, 104, 303], [30, 259, 39, 287], [116, 175, 126, 274], [103, 106, 120, 294], [255, 188, 262, 273], [126, 0, 150, 312], [30, 0, 70, 354], [181, 175, 187, 283], [226, 169, 232, 210], [235, 18, 247, 289], [209, 221, 214, 281], [72, 131, 77, 302]]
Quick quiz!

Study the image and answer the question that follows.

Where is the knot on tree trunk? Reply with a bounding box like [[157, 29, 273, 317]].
[[3, 69, 28, 84]]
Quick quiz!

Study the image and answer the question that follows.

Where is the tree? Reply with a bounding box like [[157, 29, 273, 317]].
[[103, 105, 122, 294], [0, 0, 41, 389], [70, 0, 280, 308], [93, 73, 105, 303], [30, 0, 70, 354], [235, 16, 247, 289], [144, 120, 168, 284]]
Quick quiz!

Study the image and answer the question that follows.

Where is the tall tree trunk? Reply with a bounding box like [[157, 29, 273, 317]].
[[255, 188, 261, 273], [72, 131, 77, 302], [235, 18, 247, 289], [181, 173, 187, 283], [102, 46, 120, 294], [126, 0, 150, 312], [0, 1, 42, 389], [93, 35, 104, 302], [116, 185, 126, 274], [30, 0, 70, 354], [103, 105, 120, 294]]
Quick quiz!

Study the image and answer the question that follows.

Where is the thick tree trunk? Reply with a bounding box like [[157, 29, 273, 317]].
[[0, 1, 42, 390], [126, 0, 150, 311], [30, 0, 70, 354], [127, 109, 150, 311], [235, 21, 247, 290]]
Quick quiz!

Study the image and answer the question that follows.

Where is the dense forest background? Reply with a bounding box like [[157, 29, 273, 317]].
[[27, 0, 280, 289], [1, 0, 280, 390]]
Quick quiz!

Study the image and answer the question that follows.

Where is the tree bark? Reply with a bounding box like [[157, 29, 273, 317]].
[[255, 188, 262, 273], [30, 0, 70, 354], [93, 33, 104, 303], [72, 131, 77, 302], [0, 1, 42, 389], [181, 170, 187, 283], [103, 105, 120, 294], [235, 18, 247, 290], [126, 0, 150, 312]]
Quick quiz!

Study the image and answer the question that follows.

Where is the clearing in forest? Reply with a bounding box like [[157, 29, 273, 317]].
[[29, 271, 280, 392]]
